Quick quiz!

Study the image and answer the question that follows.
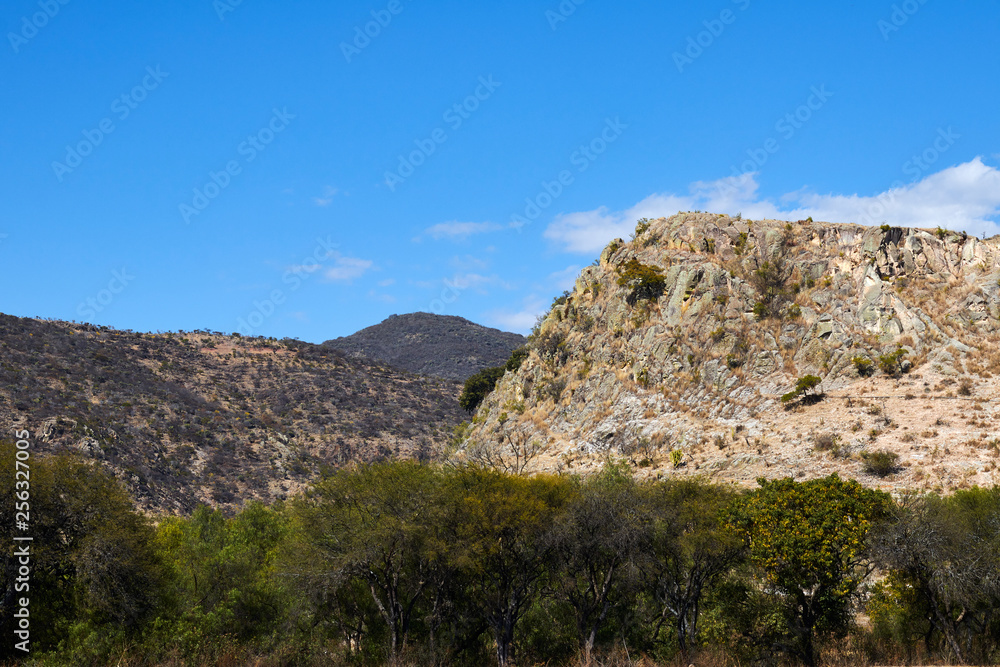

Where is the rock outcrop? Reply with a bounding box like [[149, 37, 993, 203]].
[[462, 213, 1000, 493]]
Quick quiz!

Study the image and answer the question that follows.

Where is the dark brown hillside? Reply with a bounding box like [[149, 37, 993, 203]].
[[0, 314, 465, 514], [323, 312, 526, 380]]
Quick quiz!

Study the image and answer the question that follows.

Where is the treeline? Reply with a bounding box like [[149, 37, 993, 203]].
[[2, 443, 1000, 666]]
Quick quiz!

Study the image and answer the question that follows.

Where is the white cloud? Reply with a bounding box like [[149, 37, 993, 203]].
[[450, 254, 490, 271], [367, 289, 396, 303], [377, 278, 396, 287], [549, 264, 582, 291], [423, 221, 503, 240], [449, 273, 512, 292], [486, 296, 548, 334], [313, 185, 339, 207], [323, 254, 373, 282], [544, 158, 1000, 254]]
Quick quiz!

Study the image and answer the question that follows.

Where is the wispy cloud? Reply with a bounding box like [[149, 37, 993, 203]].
[[544, 158, 1000, 254], [450, 254, 490, 271], [485, 295, 548, 334], [323, 253, 373, 282], [367, 289, 396, 303], [451, 273, 512, 292], [313, 185, 339, 207], [422, 221, 503, 240], [549, 264, 582, 292]]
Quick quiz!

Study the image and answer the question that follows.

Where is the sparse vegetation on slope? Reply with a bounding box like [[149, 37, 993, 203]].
[[323, 312, 526, 380], [461, 212, 1000, 493], [0, 314, 465, 512]]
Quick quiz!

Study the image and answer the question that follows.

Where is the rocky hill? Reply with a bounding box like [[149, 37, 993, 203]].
[[0, 315, 465, 513], [323, 312, 526, 380], [460, 212, 1000, 494]]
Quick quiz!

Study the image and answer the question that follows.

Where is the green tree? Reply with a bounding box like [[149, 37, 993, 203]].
[[616, 258, 667, 305], [443, 467, 572, 667], [459, 366, 505, 412], [872, 488, 1000, 663], [549, 462, 645, 662], [288, 461, 447, 660], [0, 442, 165, 660], [747, 249, 794, 319], [781, 374, 823, 404], [505, 346, 530, 372], [155, 501, 290, 649], [724, 475, 890, 666], [641, 479, 744, 657]]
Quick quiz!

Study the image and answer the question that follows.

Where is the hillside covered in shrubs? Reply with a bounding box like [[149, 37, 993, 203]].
[[323, 312, 526, 381], [0, 314, 465, 512]]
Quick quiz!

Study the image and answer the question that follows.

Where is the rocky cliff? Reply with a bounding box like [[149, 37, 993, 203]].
[[461, 213, 1000, 493]]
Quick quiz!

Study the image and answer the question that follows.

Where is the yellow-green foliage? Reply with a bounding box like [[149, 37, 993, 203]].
[[725, 475, 891, 665], [615, 258, 667, 305]]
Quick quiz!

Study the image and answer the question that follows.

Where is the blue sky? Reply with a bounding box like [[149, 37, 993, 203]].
[[2, 1, 999, 340]]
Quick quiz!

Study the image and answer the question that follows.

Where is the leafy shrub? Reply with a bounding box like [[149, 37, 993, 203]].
[[615, 258, 666, 306], [670, 449, 684, 468], [878, 347, 908, 377], [536, 331, 569, 365], [733, 231, 749, 255], [861, 449, 900, 477], [632, 217, 651, 238], [747, 253, 793, 319], [543, 378, 567, 402], [505, 346, 529, 373], [551, 290, 571, 309], [727, 336, 749, 369], [459, 366, 505, 413], [781, 375, 823, 404], [813, 432, 838, 451], [852, 355, 875, 377]]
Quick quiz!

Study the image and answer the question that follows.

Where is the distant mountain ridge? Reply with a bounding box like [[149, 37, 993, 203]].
[[323, 312, 526, 381]]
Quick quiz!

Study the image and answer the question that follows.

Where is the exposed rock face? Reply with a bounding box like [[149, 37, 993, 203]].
[[463, 213, 1000, 492], [324, 312, 526, 381]]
